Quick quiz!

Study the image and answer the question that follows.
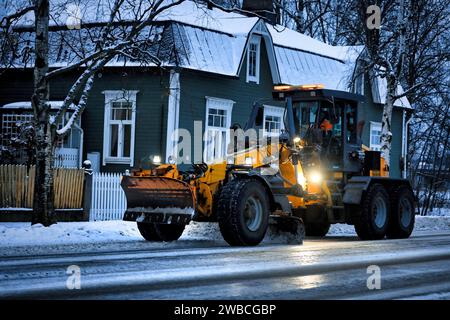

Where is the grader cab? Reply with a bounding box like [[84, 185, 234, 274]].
[[121, 85, 415, 246]]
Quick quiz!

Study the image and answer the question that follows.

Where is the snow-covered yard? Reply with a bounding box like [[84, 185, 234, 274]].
[[0, 214, 449, 247]]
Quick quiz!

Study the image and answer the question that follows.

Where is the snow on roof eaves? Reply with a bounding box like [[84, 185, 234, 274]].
[[371, 76, 413, 109], [1, 101, 76, 110], [266, 24, 363, 62], [274, 45, 350, 90]]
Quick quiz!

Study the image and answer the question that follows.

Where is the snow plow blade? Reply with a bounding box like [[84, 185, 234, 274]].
[[121, 176, 195, 225]]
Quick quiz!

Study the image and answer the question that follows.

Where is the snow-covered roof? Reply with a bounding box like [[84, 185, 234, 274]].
[[268, 24, 347, 61], [371, 77, 412, 109], [1, 101, 76, 110], [170, 23, 245, 76], [5, 0, 411, 108]]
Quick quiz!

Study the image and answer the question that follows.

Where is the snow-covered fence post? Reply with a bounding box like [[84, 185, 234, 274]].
[[82, 160, 93, 221]]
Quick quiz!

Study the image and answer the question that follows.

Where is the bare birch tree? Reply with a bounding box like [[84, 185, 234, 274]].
[[1, 0, 188, 226]]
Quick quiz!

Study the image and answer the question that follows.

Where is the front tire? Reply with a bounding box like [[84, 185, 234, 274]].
[[137, 222, 185, 242], [217, 179, 270, 246], [386, 187, 415, 239], [353, 184, 390, 240]]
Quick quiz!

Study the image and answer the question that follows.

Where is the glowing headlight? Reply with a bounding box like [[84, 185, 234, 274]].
[[309, 171, 323, 184], [245, 157, 254, 165], [293, 136, 301, 144], [297, 172, 307, 189], [152, 155, 162, 165]]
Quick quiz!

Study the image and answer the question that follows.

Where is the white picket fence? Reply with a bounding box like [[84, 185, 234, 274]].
[[90, 172, 127, 221], [55, 147, 79, 168]]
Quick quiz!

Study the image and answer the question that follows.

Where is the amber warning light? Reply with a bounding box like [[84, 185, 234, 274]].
[[273, 84, 325, 91]]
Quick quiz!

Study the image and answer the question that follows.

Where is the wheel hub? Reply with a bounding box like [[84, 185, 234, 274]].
[[373, 196, 387, 229], [244, 196, 263, 232], [400, 198, 412, 228]]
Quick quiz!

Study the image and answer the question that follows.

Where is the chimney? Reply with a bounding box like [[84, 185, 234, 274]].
[[242, 0, 279, 25]]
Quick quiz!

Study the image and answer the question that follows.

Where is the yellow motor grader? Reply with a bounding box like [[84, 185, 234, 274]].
[[121, 85, 415, 246]]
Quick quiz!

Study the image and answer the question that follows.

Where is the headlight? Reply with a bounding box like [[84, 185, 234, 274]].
[[309, 171, 323, 184], [245, 157, 254, 165], [152, 155, 162, 165], [297, 172, 307, 189], [293, 136, 301, 144]]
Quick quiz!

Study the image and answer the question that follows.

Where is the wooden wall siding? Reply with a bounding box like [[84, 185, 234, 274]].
[[0, 68, 170, 173], [0, 165, 84, 209]]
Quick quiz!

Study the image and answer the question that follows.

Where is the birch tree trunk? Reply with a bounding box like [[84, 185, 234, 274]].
[[380, 74, 396, 168], [379, 0, 406, 170], [31, 0, 56, 226]]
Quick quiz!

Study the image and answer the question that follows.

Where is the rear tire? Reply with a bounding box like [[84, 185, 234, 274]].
[[137, 222, 185, 242], [217, 179, 270, 246], [305, 222, 330, 237], [386, 187, 415, 239], [353, 184, 390, 240]]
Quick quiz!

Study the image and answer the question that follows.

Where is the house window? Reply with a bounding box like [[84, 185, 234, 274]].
[[204, 97, 234, 163], [102, 90, 138, 166], [263, 106, 284, 136], [247, 36, 261, 84], [370, 122, 382, 151], [1, 114, 33, 146]]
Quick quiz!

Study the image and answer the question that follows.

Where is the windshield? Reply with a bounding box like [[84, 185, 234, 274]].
[[293, 101, 320, 138]]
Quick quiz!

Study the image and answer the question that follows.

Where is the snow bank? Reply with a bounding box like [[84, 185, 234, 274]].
[[0, 220, 302, 247], [0, 221, 142, 247], [329, 216, 450, 236], [0, 216, 448, 247], [428, 208, 450, 217]]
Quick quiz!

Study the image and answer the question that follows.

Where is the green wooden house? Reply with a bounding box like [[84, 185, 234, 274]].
[[0, 1, 412, 178]]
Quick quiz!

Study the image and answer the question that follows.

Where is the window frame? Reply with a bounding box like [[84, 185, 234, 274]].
[[263, 105, 285, 137], [1, 113, 34, 146], [369, 121, 382, 151], [204, 96, 235, 163], [246, 36, 261, 84], [102, 90, 138, 166]]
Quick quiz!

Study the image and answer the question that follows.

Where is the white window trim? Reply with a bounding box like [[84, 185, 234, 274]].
[[263, 105, 285, 137], [370, 121, 382, 151], [204, 96, 235, 163], [246, 36, 261, 84], [102, 90, 138, 166]]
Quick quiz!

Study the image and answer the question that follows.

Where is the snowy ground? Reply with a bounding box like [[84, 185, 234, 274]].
[[0, 214, 449, 247]]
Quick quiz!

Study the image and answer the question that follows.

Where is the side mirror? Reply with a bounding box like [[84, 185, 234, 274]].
[[255, 107, 264, 127]]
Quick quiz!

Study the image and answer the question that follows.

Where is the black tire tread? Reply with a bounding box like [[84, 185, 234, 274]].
[[217, 178, 268, 246], [386, 186, 415, 239], [353, 183, 389, 240], [137, 222, 185, 242]]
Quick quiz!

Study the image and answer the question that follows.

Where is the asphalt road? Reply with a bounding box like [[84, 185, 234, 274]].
[[1, 231, 450, 300]]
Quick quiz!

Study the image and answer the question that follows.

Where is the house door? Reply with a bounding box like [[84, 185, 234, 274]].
[[204, 97, 234, 163]]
